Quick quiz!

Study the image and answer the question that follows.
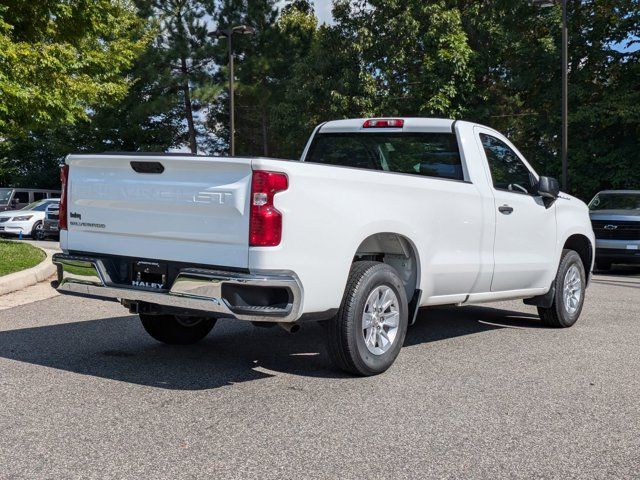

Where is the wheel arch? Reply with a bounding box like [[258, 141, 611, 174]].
[[563, 234, 593, 284], [352, 232, 421, 303]]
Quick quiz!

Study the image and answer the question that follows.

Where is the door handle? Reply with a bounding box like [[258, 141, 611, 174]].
[[498, 205, 514, 215]]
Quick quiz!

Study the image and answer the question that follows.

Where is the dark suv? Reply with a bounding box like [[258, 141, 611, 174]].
[[589, 190, 640, 270], [39, 202, 61, 240]]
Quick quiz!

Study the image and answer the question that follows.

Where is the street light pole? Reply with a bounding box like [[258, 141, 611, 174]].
[[532, 0, 569, 191], [561, 0, 568, 191], [228, 32, 235, 156], [209, 25, 255, 157]]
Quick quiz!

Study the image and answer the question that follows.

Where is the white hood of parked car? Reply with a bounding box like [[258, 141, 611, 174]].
[[0, 209, 44, 219]]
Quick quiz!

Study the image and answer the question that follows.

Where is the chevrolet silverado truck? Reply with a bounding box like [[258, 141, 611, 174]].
[[588, 190, 640, 270], [53, 118, 595, 376]]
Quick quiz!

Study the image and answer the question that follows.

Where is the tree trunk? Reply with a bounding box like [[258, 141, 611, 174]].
[[181, 55, 198, 154]]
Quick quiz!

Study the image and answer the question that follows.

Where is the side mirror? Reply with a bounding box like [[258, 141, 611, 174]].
[[538, 176, 560, 199]]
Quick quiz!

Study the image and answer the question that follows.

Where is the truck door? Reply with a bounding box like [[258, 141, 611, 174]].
[[474, 127, 557, 292]]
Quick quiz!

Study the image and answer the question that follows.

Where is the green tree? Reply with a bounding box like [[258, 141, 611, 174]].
[[205, 0, 377, 158], [450, 0, 640, 199], [0, 127, 76, 188], [205, 0, 281, 156], [214, 0, 475, 158], [0, 0, 148, 137], [333, 0, 473, 118], [76, 41, 187, 153], [561, 0, 640, 198], [245, 0, 474, 159], [267, 1, 377, 158], [2, 0, 637, 201], [151, 0, 217, 153]]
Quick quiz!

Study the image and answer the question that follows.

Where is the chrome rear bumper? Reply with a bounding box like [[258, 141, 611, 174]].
[[52, 254, 302, 323]]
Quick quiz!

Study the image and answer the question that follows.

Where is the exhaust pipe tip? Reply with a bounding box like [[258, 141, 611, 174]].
[[278, 322, 301, 334]]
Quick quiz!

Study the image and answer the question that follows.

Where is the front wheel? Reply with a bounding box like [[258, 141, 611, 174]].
[[325, 261, 409, 376], [538, 249, 586, 328], [139, 314, 217, 345], [31, 221, 43, 239]]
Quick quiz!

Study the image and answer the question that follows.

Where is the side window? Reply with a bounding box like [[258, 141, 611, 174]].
[[480, 134, 536, 194], [14, 191, 30, 204], [33, 192, 47, 201]]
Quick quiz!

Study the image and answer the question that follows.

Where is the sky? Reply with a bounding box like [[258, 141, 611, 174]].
[[312, 1, 334, 24]]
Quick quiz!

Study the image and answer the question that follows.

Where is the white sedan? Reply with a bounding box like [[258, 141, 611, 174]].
[[0, 199, 60, 238]]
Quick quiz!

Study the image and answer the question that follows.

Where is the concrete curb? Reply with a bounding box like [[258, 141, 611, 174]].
[[0, 247, 57, 296]]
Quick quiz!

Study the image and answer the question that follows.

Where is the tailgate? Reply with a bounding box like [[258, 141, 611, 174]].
[[65, 154, 252, 269]]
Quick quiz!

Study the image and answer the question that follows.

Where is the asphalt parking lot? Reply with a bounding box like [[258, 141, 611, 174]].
[[0, 267, 639, 479]]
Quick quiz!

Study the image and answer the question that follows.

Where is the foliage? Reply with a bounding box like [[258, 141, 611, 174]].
[[266, 2, 378, 158], [0, 0, 148, 137], [0, 126, 75, 188], [559, 0, 640, 198], [451, 0, 640, 199], [204, 0, 282, 155], [0, 0, 211, 186], [1, 0, 639, 200], [334, 0, 473, 117], [150, 0, 218, 153]]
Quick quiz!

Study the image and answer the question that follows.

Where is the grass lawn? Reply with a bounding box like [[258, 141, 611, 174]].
[[0, 240, 46, 276]]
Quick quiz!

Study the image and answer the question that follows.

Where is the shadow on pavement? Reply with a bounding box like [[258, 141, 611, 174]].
[[0, 304, 542, 390], [406, 305, 542, 346], [593, 264, 640, 277], [592, 265, 640, 289]]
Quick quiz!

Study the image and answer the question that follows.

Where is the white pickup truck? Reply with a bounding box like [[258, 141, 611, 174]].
[[53, 118, 595, 375]]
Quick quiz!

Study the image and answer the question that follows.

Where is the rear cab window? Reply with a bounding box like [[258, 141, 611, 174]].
[[305, 132, 465, 181]]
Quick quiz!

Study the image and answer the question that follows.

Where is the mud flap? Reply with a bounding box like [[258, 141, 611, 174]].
[[408, 289, 422, 326], [523, 284, 555, 308]]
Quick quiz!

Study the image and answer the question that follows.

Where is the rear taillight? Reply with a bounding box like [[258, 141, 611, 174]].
[[362, 118, 404, 128], [59, 165, 69, 230], [250, 170, 288, 247]]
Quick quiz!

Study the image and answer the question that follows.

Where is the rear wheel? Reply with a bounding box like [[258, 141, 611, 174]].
[[139, 314, 216, 345], [538, 249, 586, 328], [325, 261, 409, 376]]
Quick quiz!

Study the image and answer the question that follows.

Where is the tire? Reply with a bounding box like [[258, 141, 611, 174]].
[[139, 313, 216, 345], [325, 261, 409, 376], [31, 220, 43, 239], [595, 260, 612, 272], [538, 249, 586, 328]]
